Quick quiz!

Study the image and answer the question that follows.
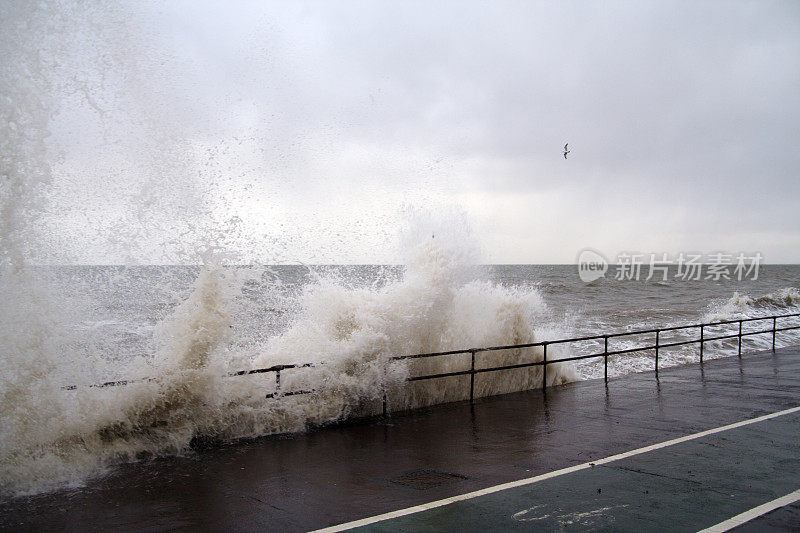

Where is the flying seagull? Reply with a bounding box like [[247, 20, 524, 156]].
[[563, 143, 570, 159]]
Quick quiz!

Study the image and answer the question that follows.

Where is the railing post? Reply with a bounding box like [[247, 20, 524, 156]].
[[738, 320, 742, 357], [267, 369, 281, 399], [542, 343, 548, 390], [655, 330, 660, 373], [772, 316, 777, 351], [603, 336, 608, 384], [699, 325, 704, 363], [382, 361, 389, 416], [469, 350, 475, 402]]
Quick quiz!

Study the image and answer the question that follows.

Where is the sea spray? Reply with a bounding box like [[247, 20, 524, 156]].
[[0, 1, 580, 498], [0, 262, 227, 495], [0, 223, 577, 496], [0, 0, 81, 494], [0, 270, 71, 495], [704, 287, 800, 322], [256, 214, 576, 411]]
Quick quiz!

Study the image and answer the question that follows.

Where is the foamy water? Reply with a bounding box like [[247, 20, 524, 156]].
[[2, 1, 799, 499], [0, 241, 583, 496], [2, 260, 798, 497]]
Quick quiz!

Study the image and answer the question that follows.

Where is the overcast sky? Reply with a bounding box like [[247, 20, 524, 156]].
[[38, 1, 800, 264]]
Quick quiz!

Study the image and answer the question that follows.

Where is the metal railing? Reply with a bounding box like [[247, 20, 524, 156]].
[[65, 312, 800, 413], [392, 312, 800, 404], [64, 362, 316, 393]]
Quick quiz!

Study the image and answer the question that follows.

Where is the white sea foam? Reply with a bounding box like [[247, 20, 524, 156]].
[[2, 0, 797, 500], [572, 286, 800, 381], [254, 217, 576, 411], [703, 287, 800, 322], [0, 2, 575, 496], [0, 220, 576, 496]]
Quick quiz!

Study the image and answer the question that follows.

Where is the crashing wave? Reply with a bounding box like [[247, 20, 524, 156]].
[[703, 287, 800, 322]]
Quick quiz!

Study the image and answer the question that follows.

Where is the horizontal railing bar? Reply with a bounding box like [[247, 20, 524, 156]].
[[550, 313, 799, 343], [393, 313, 800, 361], [64, 313, 800, 390], [228, 363, 314, 376], [699, 313, 800, 326], [278, 316, 800, 393], [474, 341, 547, 353], [406, 369, 474, 382], [230, 364, 295, 376], [650, 339, 697, 349], [393, 349, 479, 360], [474, 360, 543, 373], [63, 377, 155, 390], [544, 352, 607, 364], [569, 325, 797, 363], [511, 314, 798, 345], [406, 324, 800, 381], [265, 389, 314, 398]]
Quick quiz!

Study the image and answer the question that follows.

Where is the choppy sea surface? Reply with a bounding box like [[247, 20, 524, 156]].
[[57, 263, 800, 379], [3, 0, 799, 500], [2, 261, 798, 497]]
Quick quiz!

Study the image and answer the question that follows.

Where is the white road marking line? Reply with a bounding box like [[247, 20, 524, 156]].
[[311, 405, 800, 532], [697, 488, 800, 533]]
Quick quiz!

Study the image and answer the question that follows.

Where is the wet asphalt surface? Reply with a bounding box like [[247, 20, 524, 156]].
[[1, 346, 798, 532]]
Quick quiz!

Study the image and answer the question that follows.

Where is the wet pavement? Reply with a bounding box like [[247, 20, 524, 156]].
[[346, 407, 800, 531], [734, 500, 800, 532], [1, 347, 798, 532]]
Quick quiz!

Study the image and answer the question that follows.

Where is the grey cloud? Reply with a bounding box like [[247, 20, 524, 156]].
[[28, 1, 800, 262]]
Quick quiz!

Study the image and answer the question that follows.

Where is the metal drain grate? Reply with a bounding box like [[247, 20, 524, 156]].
[[389, 469, 468, 490]]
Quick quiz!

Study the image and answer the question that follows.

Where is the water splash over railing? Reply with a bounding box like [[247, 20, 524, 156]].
[[65, 312, 800, 414]]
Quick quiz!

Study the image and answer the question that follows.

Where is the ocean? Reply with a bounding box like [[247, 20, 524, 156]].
[[2, 0, 799, 505], [1, 259, 798, 497], [52, 262, 800, 379]]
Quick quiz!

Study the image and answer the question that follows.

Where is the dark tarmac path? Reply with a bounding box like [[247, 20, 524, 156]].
[[1, 347, 798, 532]]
